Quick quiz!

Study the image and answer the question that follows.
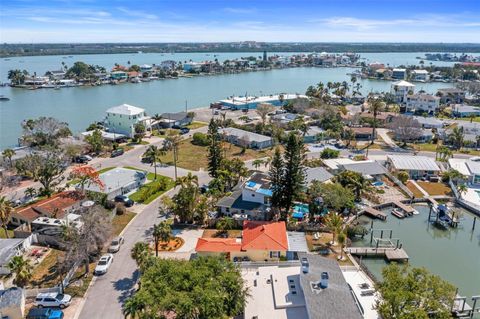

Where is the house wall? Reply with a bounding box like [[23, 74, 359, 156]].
[[197, 250, 286, 262], [406, 97, 440, 113], [106, 112, 146, 138], [242, 189, 267, 205], [0, 299, 25, 319]]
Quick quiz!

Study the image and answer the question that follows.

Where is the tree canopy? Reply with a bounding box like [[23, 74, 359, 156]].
[[126, 256, 248, 319], [375, 263, 456, 319]]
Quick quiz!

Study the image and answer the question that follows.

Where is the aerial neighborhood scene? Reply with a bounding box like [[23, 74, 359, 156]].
[[1, 1, 480, 319]]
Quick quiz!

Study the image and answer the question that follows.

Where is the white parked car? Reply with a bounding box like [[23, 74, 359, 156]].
[[108, 236, 124, 253], [34, 292, 72, 309], [95, 254, 114, 275]]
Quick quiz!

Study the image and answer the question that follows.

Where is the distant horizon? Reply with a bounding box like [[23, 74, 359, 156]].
[[3, 42, 480, 45], [1, 0, 479, 43]]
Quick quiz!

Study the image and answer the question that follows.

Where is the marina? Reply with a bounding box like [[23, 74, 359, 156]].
[[352, 204, 480, 300]]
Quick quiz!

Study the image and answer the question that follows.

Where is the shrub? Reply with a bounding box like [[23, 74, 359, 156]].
[[320, 148, 340, 159], [192, 132, 209, 146], [397, 171, 409, 184], [104, 200, 116, 210], [116, 203, 126, 215]]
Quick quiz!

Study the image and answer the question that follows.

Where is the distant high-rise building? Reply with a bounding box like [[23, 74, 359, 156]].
[[263, 51, 267, 62]]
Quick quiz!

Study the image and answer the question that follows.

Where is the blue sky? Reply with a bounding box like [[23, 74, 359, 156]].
[[1, 0, 479, 43]]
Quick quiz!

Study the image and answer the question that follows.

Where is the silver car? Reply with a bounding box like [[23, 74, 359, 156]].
[[34, 292, 72, 309], [108, 236, 124, 253], [95, 254, 114, 275]]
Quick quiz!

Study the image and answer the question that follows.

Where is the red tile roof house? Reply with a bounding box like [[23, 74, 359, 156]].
[[9, 191, 84, 228], [195, 221, 289, 261]]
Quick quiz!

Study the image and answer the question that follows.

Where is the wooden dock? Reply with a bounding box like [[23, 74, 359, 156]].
[[346, 247, 409, 262], [392, 200, 415, 214], [363, 207, 387, 220]]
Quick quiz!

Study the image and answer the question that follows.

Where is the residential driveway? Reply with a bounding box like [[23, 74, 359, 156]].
[[172, 229, 203, 253], [376, 128, 398, 149]]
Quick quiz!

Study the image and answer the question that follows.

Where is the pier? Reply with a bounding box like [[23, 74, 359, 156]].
[[362, 207, 387, 220], [392, 200, 415, 214], [346, 247, 409, 262]]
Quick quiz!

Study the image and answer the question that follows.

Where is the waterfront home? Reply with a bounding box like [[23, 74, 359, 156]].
[[386, 155, 440, 179], [392, 68, 407, 80], [83, 167, 146, 199], [140, 64, 152, 72], [81, 130, 127, 142], [412, 116, 445, 129], [411, 69, 429, 82], [23, 76, 49, 86], [358, 111, 396, 126], [195, 221, 288, 261], [46, 70, 66, 80], [157, 112, 193, 128], [110, 71, 128, 80], [0, 287, 25, 319], [451, 104, 480, 118], [217, 172, 271, 219], [183, 62, 204, 72], [405, 93, 440, 113], [341, 160, 387, 180], [105, 104, 151, 138], [437, 88, 466, 104], [0, 239, 29, 276], [160, 60, 176, 71], [241, 254, 364, 319], [9, 191, 84, 227], [391, 80, 415, 104], [218, 127, 272, 149], [448, 158, 480, 185], [219, 94, 307, 110]]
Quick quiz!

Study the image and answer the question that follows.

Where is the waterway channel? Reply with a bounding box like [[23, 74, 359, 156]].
[[352, 204, 480, 300], [0, 51, 462, 149]]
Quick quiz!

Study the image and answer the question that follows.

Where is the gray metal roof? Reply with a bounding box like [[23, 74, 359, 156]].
[[298, 253, 363, 319], [84, 167, 146, 194], [453, 104, 480, 113], [287, 232, 309, 252], [341, 161, 387, 176], [219, 127, 271, 143], [0, 287, 24, 309], [388, 155, 440, 171], [0, 239, 24, 266], [160, 112, 190, 121], [466, 160, 480, 175], [412, 116, 444, 128], [305, 167, 333, 184]]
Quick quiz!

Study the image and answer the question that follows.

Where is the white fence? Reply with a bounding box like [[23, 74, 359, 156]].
[[449, 180, 480, 216]]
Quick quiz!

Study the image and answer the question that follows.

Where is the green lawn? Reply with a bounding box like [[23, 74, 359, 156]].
[[185, 121, 208, 129], [97, 166, 115, 174], [31, 249, 64, 288], [112, 211, 136, 236], [158, 138, 275, 171], [0, 229, 14, 239], [129, 175, 175, 204]]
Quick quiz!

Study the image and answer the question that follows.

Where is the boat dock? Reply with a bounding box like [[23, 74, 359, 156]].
[[362, 207, 387, 220], [346, 247, 409, 262], [392, 200, 415, 214]]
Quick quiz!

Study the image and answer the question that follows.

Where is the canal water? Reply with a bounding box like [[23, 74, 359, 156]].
[[352, 204, 480, 299], [0, 51, 459, 149]]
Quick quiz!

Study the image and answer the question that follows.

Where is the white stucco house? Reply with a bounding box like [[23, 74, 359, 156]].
[[391, 80, 415, 104], [105, 104, 151, 138], [405, 93, 440, 113]]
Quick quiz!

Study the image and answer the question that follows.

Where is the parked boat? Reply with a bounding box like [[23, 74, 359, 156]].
[[391, 208, 405, 219], [0, 95, 10, 101]]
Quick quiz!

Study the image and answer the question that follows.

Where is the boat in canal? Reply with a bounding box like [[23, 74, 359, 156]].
[[0, 95, 10, 101]]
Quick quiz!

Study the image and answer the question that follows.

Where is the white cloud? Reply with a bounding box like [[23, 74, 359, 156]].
[[116, 7, 158, 20], [223, 7, 257, 14]]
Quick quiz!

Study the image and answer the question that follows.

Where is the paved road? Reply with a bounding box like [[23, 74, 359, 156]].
[[77, 169, 211, 319]]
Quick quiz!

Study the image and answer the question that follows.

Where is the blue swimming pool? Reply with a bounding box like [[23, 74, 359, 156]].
[[372, 181, 384, 187], [292, 204, 309, 219]]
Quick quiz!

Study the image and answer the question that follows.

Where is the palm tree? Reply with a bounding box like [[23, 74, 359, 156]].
[[8, 255, 33, 287], [24, 187, 37, 199], [448, 127, 464, 150], [252, 159, 265, 170], [0, 196, 13, 238], [324, 212, 343, 245], [175, 172, 198, 189], [457, 184, 468, 198], [142, 145, 165, 180], [337, 231, 347, 260], [123, 297, 144, 319], [216, 217, 235, 235], [131, 242, 151, 272], [164, 134, 182, 180], [335, 171, 371, 202], [2, 149, 15, 168], [367, 95, 385, 146], [152, 223, 161, 257]]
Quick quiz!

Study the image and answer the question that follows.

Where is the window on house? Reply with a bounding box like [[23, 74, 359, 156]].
[[226, 207, 230, 213], [270, 251, 279, 258], [241, 210, 245, 214], [251, 194, 255, 197]]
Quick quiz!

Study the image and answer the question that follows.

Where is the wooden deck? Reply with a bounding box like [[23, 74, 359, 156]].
[[363, 207, 387, 220], [346, 247, 409, 262]]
